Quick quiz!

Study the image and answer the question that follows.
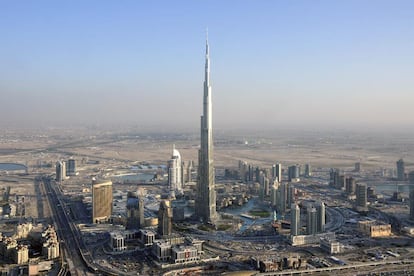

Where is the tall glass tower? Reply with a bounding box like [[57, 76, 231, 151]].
[[195, 35, 217, 223]]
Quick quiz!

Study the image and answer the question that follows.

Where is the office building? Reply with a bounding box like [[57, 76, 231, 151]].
[[397, 158, 405, 181], [355, 183, 367, 210], [307, 206, 318, 235], [409, 174, 414, 220], [291, 203, 300, 236], [304, 164, 311, 177], [288, 165, 300, 182], [354, 162, 361, 172], [66, 158, 77, 176], [158, 200, 173, 238], [126, 191, 145, 230], [345, 177, 356, 194], [195, 36, 218, 223], [168, 146, 183, 197], [92, 179, 113, 223], [55, 161, 66, 182], [316, 201, 326, 233]]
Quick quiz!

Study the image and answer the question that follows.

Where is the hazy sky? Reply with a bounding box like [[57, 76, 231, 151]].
[[0, 1, 413, 131]]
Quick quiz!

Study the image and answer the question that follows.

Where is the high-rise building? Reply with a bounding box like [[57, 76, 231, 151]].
[[66, 158, 77, 176], [355, 183, 367, 210], [307, 206, 318, 235], [397, 159, 405, 181], [275, 163, 282, 182], [288, 165, 300, 182], [409, 171, 414, 184], [270, 181, 279, 207], [276, 182, 288, 214], [304, 164, 312, 177], [92, 179, 113, 223], [316, 201, 326, 233], [345, 177, 356, 194], [168, 146, 183, 197], [185, 160, 194, 183], [291, 203, 300, 236], [195, 36, 218, 223], [55, 161, 66, 182], [354, 162, 361, 172], [158, 200, 172, 238], [126, 191, 145, 230], [409, 189, 414, 220]]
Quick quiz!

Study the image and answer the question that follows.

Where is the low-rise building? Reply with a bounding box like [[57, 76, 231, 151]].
[[109, 232, 126, 252], [171, 245, 199, 264], [152, 240, 172, 262], [140, 229, 155, 246], [358, 220, 391, 237], [320, 238, 342, 254]]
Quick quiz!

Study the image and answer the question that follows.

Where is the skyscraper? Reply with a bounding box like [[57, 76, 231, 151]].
[[66, 158, 77, 176], [291, 203, 300, 236], [397, 158, 405, 181], [408, 173, 414, 219], [168, 145, 183, 197], [356, 183, 367, 210], [307, 206, 318, 235], [195, 36, 217, 223], [316, 201, 326, 233], [55, 161, 66, 182], [92, 179, 113, 223], [158, 200, 172, 238], [126, 191, 145, 230]]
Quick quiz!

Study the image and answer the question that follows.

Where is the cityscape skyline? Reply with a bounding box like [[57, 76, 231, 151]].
[[1, 1, 413, 130]]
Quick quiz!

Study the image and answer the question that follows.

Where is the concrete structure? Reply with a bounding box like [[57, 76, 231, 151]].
[[397, 158, 405, 181], [358, 220, 392, 237], [12, 244, 29, 264], [195, 36, 218, 223], [291, 203, 300, 236], [92, 179, 113, 223], [168, 146, 183, 197], [109, 232, 126, 252], [140, 229, 155, 246], [290, 232, 336, 246], [42, 225, 60, 260], [55, 161, 66, 182], [126, 191, 144, 230], [158, 200, 173, 238], [355, 183, 367, 210], [172, 245, 199, 264], [153, 240, 172, 262], [320, 238, 342, 254]]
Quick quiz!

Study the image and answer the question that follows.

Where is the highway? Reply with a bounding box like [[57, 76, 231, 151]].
[[42, 176, 91, 276]]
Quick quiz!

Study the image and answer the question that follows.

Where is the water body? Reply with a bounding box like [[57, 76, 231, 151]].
[[114, 173, 155, 182], [0, 163, 27, 171]]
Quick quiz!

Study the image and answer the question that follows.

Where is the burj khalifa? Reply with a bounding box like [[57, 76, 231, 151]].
[[195, 35, 218, 223]]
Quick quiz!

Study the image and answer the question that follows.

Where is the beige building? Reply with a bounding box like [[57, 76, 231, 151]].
[[92, 179, 113, 223], [358, 220, 391, 237]]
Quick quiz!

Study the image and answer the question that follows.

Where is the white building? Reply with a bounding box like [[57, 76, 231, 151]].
[[168, 146, 183, 197]]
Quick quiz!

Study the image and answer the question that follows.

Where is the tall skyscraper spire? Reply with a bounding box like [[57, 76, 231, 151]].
[[196, 33, 217, 223]]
